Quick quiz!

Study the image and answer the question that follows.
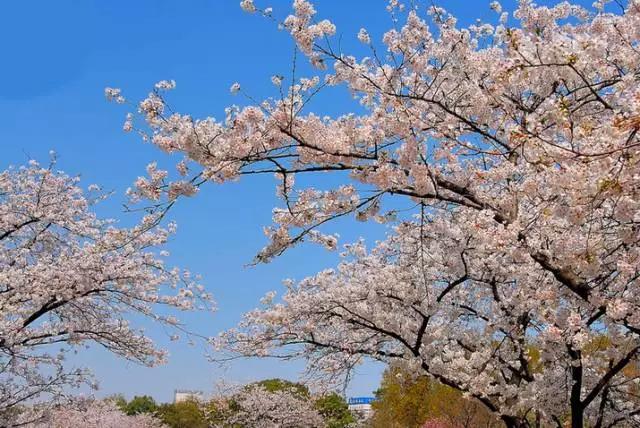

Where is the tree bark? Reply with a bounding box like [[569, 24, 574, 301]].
[[569, 346, 584, 428], [571, 407, 584, 428], [502, 415, 530, 428]]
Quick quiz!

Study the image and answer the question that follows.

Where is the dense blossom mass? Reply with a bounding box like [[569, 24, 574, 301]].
[[210, 384, 325, 428], [29, 400, 165, 428], [0, 162, 212, 425], [113, 0, 640, 426]]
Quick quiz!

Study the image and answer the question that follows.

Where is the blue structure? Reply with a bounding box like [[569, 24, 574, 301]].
[[348, 397, 375, 405]]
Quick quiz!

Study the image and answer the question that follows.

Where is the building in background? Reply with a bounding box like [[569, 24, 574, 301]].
[[174, 389, 204, 403], [348, 396, 374, 421]]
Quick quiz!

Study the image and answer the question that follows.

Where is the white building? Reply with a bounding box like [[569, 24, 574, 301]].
[[347, 396, 374, 420], [174, 389, 204, 403]]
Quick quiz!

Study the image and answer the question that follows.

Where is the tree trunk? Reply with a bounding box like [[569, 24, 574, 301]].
[[569, 347, 584, 428], [502, 415, 530, 428], [571, 407, 584, 428]]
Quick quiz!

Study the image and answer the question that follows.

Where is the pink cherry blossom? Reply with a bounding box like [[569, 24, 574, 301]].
[[113, 1, 640, 426], [0, 161, 213, 425], [214, 385, 324, 428], [29, 399, 165, 428]]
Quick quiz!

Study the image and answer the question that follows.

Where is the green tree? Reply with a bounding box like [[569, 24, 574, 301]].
[[370, 365, 500, 428], [157, 400, 207, 428], [124, 395, 158, 416], [370, 365, 432, 428], [253, 378, 310, 397], [105, 394, 128, 413], [314, 393, 355, 428]]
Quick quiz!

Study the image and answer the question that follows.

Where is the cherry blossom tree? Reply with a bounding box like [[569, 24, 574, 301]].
[[0, 161, 213, 425], [112, 0, 640, 426], [29, 399, 166, 428], [210, 384, 325, 428], [422, 419, 458, 428], [218, 223, 640, 427]]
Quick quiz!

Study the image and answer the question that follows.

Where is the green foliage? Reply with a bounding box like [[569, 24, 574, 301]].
[[370, 366, 432, 428], [124, 395, 158, 416], [314, 393, 355, 428], [157, 400, 208, 428], [105, 394, 128, 413], [201, 399, 235, 427], [370, 365, 501, 428], [103, 380, 356, 428], [252, 378, 310, 397]]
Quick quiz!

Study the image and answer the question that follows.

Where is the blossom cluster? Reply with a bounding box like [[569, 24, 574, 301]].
[[210, 384, 324, 428], [113, 0, 640, 425], [0, 162, 214, 423], [28, 399, 165, 428]]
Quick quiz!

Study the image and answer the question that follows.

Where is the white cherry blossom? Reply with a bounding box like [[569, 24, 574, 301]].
[[114, 1, 640, 426]]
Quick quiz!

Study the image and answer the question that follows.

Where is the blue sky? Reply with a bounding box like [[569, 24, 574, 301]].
[[0, 0, 598, 402]]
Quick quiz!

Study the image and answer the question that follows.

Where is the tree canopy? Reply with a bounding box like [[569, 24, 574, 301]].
[[0, 161, 212, 425], [112, 0, 640, 426], [370, 364, 500, 428]]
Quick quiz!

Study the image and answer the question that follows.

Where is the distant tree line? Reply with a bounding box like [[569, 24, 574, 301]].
[[107, 378, 355, 428]]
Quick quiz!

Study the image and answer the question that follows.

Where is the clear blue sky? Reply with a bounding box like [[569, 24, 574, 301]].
[[0, 0, 597, 402]]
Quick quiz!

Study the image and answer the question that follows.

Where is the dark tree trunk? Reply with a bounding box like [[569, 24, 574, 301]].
[[571, 407, 584, 428], [502, 415, 530, 428], [569, 346, 584, 428]]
